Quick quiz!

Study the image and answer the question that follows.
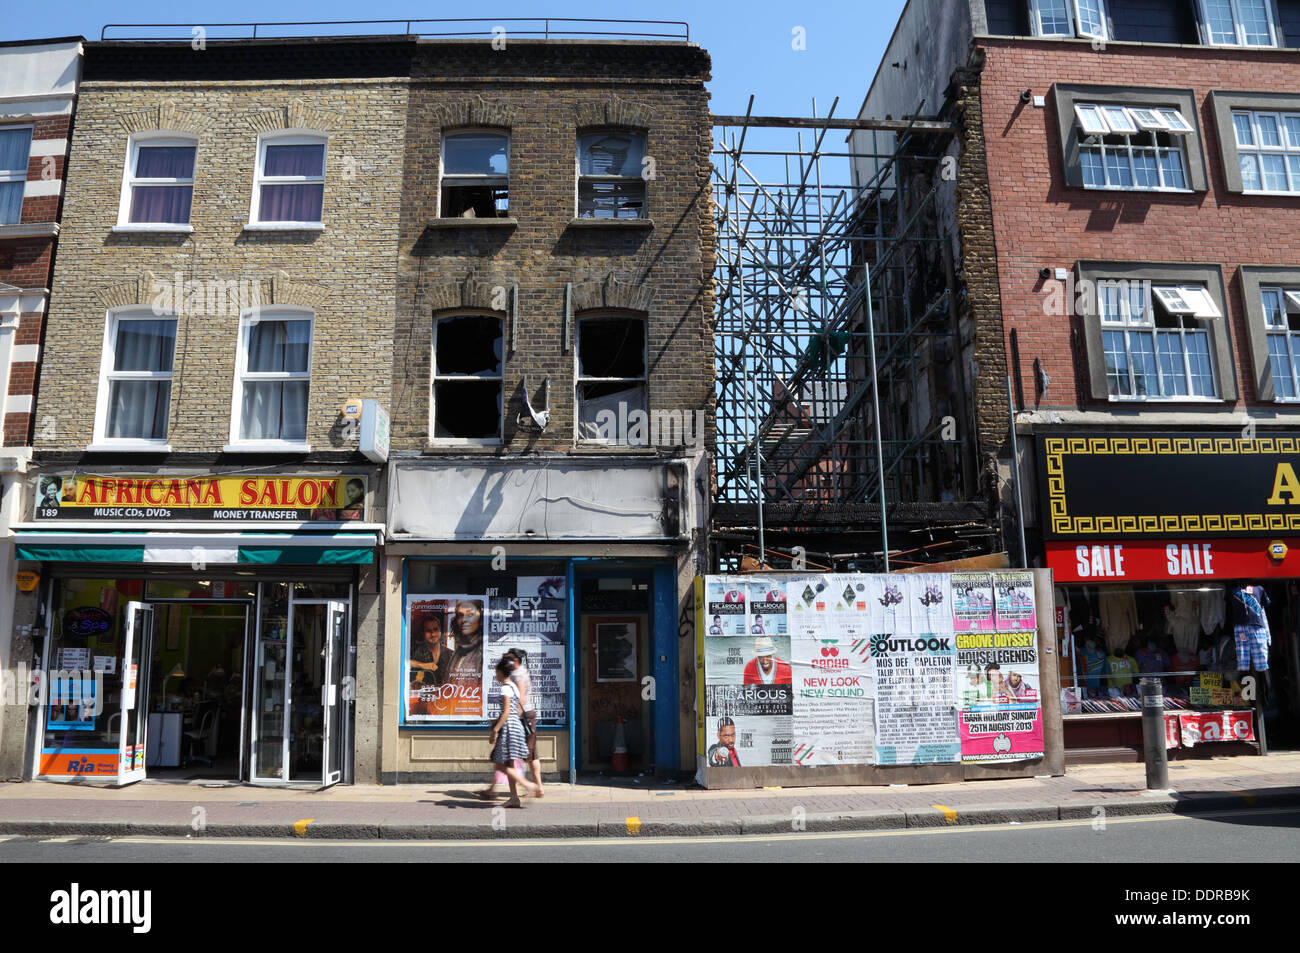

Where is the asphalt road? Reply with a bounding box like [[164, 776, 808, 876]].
[[3, 807, 1297, 862]]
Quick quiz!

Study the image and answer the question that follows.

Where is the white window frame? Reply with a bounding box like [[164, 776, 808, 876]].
[[429, 313, 504, 445], [575, 130, 649, 220], [574, 314, 649, 444], [0, 124, 33, 227], [1198, 0, 1278, 47], [1099, 280, 1220, 402], [438, 129, 510, 219], [247, 131, 327, 230], [1030, 0, 1110, 39], [225, 307, 314, 452], [90, 309, 178, 451], [1260, 286, 1300, 402], [1075, 103, 1194, 192], [1232, 109, 1300, 194], [113, 132, 197, 233]]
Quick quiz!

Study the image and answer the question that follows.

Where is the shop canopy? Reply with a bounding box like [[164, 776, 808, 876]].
[[13, 531, 377, 565]]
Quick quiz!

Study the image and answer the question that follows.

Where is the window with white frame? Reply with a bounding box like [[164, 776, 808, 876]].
[[93, 312, 178, 445], [577, 131, 648, 219], [118, 134, 196, 226], [1231, 110, 1300, 193], [232, 311, 313, 444], [1031, 0, 1109, 39], [440, 132, 509, 219], [576, 315, 647, 440], [1260, 287, 1300, 400], [0, 126, 33, 225], [1074, 103, 1193, 190], [251, 134, 326, 225], [1199, 0, 1277, 46], [431, 314, 503, 440], [1099, 280, 1219, 399]]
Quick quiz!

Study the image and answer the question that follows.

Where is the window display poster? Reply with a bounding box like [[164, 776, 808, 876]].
[[954, 629, 1044, 762], [1179, 710, 1254, 747], [705, 578, 747, 636], [485, 641, 567, 722], [869, 631, 960, 765], [789, 624, 875, 766], [704, 684, 794, 767], [405, 594, 486, 721], [906, 573, 954, 636], [951, 573, 995, 633], [994, 571, 1036, 631], [483, 592, 568, 722]]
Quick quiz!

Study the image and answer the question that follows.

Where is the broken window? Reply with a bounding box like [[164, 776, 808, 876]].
[[440, 132, 509, 218], [577, 131, 647, 219], [576, 316, 647, 440], [432, 315, 503, 440]]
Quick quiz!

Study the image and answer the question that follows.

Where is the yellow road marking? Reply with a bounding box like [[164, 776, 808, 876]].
[[933, 804, 958, 824], [626, 816, 642, 835], [293, 818, 315, 836]]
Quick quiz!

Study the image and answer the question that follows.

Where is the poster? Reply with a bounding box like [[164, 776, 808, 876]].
[[704, 684, 793, 767], [705, 633, 793, 685], [484, 591, 567, 722], [56, 648, 90, 672], [788, 578, 874, 765], [595, 621, 638, 682], [705, 578, 748, 635], [951, 573, 995, 633], [906, 573, 954, 636], [746, 579, 788, 636], [994, 571, 1036, 631], [870, 632, 959, 764], [405, 594, 486, 721], [955, 630, 1044, 762]]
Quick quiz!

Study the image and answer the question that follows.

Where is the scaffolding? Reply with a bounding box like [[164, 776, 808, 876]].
[[711, 98, 996, 573]]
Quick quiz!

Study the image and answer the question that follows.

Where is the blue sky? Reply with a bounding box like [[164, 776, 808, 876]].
[[7, 0, 907, 119]]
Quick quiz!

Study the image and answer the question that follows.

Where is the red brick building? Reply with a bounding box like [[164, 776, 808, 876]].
[[858, 0, 1300, 759]]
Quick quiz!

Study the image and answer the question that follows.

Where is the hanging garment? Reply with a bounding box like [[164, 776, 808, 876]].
[[1165, 588, 1202, 655], [1199, 587, 1225, 635], [1098, 589, 1139, 653]]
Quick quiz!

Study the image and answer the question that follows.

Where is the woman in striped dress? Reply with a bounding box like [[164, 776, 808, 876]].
[[488, 659, 533, 808]]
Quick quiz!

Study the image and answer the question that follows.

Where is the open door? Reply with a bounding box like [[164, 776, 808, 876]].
[[321, 601, 347, 788], [117, 602, 155, 785]]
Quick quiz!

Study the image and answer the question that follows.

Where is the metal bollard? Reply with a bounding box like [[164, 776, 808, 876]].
[[1139, 677, 1170, 790]]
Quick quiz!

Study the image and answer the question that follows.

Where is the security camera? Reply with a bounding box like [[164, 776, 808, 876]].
[[1020, 89, 1033, 104], [1039, 267, 1052, 280]]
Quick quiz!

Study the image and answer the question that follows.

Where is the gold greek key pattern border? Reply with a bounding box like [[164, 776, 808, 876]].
[[1043, 435, 1300, 536]]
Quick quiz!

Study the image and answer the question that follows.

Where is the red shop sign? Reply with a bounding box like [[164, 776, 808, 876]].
[[1045, 538, 1296, 583]]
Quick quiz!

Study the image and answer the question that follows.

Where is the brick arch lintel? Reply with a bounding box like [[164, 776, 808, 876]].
[[118, 101, 207, 136], [247, 99, 339, 134], [571, 272, 652, 313], [418, 272, 512, 314], [575, 95, 654, 132], [431, 96, 519, 131]]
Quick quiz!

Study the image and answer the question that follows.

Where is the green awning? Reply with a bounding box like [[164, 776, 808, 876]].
[[14, 532, 377, 565]]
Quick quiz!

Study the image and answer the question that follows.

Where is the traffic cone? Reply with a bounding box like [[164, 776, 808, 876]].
[[611, 716, 629, 772]]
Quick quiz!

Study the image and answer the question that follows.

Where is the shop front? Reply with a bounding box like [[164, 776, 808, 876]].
[[1037, 433, 1300, 760], [381, 456, 704, 782], [13, 472, 381, 787]]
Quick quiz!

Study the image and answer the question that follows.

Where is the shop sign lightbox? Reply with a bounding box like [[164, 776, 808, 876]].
[[1039, 432, 1300, 539], [33, 475, 367, 522]]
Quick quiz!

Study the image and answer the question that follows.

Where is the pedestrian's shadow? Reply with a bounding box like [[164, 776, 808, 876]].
[[420, 790, 500, 809]]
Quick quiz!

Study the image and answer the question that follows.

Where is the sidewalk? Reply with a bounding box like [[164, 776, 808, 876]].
[[2, 753, 1298, 840]]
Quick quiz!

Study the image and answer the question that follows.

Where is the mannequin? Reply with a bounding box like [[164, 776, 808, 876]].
[[1230, 581, 1273, 700]]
